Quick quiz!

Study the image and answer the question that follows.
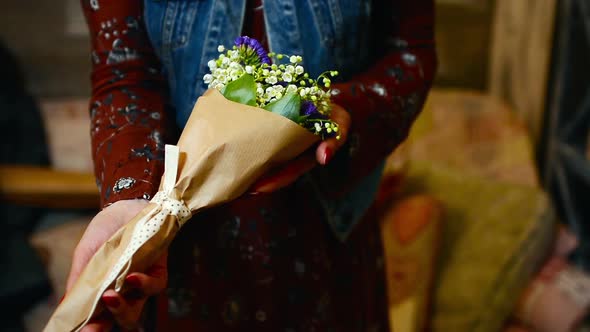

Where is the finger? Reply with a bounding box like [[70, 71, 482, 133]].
[[102, 290, 146, 331], [82, 320, 113, 332], [329, 103, 351, 144], [124, 251, 168, 296], [251, 152, 317, 193], [66, 226, 109, 292], [316, 139, 338, 165], [123, 272, 166, 297], [101, 252, 167, 330], [66, 246, 93, 292], [316, 104, 351, 165]]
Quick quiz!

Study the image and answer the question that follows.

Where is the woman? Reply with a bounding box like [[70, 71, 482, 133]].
[[67, 0, 436, 331]]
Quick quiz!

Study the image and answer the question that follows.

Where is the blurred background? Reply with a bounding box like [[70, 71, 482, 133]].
[[1, 0, 590, 331]]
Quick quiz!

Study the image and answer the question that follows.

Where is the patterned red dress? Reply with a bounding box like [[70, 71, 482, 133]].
[[81, 0, 436, 330]]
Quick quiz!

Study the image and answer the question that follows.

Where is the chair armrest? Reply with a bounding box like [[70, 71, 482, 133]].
[[0, 165, 99, 208]]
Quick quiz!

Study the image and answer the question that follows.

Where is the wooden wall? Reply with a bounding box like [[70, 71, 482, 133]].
[[488, 0, 557, 144], [435, 0, 495, 89], [0, 0, 91, 98]]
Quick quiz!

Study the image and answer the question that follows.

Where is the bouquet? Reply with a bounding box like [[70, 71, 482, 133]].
[[204, 36, 340, 139], [45, 36, 340, 331]]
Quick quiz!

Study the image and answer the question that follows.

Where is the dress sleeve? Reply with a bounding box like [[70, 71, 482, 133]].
[[81, 0, 172, 208], [319, 0, 437, 194]]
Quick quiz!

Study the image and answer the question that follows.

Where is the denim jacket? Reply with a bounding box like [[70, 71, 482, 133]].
[[143, 0, 384, 241]]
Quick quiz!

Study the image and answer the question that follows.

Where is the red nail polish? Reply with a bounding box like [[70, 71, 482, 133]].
[[102, 295, 120, 308], [323, 148, 333, 165], [125, 275, 142, 288], [58, 294, 65, 304]]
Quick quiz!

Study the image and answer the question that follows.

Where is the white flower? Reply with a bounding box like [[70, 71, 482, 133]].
[[245, 66, 253, 74], [282, 72, 293, 82], [257, 87, 264, 95], [286, 84, 297, 93], [265, 76, 278, 84], [299, 89, 307, 97], [295, 65, 304, 75], [221, 57, 230, 65], [285, 65, 295, 73], [264, 85, 284, 99], [229, 69, 241, 80], [208, 60, 217, 69], [262, 69, 270, 76], [289, 55, 298, 63], [229, 50, 240, 60], [203, 74, 213, 84], [217, 45, 225, 52]]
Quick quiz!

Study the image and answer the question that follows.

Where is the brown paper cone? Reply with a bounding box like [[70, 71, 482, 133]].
[[45, 89, 319, 331]]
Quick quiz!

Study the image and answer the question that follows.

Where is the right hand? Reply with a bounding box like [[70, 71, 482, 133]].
[[65, 199, 169, 331]]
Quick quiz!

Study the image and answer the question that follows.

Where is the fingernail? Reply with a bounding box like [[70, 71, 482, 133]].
[[125, 275, 142, 288], [102, 295, 120, 308], [58, 294, 65, 304], [248, 191, 260, 195], [322, 148, 333, 165]]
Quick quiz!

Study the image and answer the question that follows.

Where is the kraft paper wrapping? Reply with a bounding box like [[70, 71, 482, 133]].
[[45, 89, 319, 331]]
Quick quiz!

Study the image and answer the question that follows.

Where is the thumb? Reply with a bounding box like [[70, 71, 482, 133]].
[[66, 242, 95, 292]]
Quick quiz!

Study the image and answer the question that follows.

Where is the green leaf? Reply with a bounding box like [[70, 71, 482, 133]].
[[263, 92, 301, 122], [222, 74, 257, 106]]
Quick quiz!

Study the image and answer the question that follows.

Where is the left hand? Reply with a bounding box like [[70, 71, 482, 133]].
[[65, 199, 168, 332], [250, 103, 350, 193]]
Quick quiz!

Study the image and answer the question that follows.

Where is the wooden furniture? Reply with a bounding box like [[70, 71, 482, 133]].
[[0, 166, 98, 208]]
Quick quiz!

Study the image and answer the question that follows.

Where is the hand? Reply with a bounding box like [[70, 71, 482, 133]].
[[65, 199, 168, 331], [250, 103, 350, 193]]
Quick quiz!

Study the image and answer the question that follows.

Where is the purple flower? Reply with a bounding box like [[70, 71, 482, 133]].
[[234, 36, 271, 65], [301, 101, 327, 119]]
